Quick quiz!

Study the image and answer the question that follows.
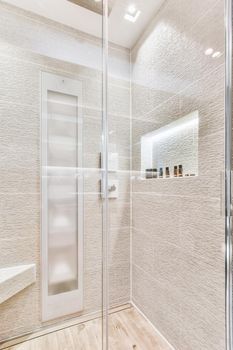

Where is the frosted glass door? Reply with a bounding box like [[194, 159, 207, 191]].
[[41, 72, 83, 321]]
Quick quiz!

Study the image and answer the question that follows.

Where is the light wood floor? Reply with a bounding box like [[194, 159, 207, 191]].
[[5, 308, 171, 350]]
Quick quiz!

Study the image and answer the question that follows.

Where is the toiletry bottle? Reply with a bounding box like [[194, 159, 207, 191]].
[[165, 167, 170, 178], [174, 165, 178, 177], [153, 168, 158, 179], [178, 165, 183, 177], [146, 169, 153, 179], [159, 167, 163, 178]]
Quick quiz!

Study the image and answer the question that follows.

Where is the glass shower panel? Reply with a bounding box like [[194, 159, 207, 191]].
[[0, 0, 105, 348], [107, 1, 227, 350]]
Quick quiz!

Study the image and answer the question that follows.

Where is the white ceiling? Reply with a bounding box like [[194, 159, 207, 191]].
[[2, 0, 164, 48]]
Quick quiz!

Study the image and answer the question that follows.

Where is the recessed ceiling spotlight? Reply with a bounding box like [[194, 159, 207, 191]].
[[212, 51, 222, 58], [124, 4, 141, 23], [205, 48, 214, 56], [128, 5, 136, 15], [94, 0, 101, 2]]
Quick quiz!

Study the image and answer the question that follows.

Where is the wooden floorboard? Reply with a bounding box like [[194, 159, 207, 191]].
[[5, 308, 172, 350]]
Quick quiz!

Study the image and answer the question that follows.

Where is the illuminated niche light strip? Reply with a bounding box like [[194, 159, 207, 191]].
[[142, 111, 198, 143]]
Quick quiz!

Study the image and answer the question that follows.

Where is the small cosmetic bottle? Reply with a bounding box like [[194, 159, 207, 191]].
[[146, 169, 153, 179], [159, 167, 163, 178], [178, 165, 183, 177], [153, 168, 158, 179], [174, 165, 178, 177], [165, 167, 170, 178]]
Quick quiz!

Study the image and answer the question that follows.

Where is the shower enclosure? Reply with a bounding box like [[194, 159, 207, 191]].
[[0, 0, 232, 349]]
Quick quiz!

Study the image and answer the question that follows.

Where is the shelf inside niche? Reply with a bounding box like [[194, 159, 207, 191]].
[[141, 111, 199, 179]]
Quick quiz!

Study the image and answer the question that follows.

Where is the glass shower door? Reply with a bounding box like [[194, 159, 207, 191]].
[[106, 0, 230, 350]]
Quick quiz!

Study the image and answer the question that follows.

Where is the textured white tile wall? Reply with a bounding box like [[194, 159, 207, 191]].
[[131, 1, 225, 350]]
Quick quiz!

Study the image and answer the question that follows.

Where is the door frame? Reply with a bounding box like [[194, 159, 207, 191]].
[[41, 72, 84, 321]]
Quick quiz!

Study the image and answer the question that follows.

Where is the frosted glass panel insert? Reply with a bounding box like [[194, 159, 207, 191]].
[[42, 72, 83, 321], [47, 91, 78, 295], [141, 111, 199, 178]]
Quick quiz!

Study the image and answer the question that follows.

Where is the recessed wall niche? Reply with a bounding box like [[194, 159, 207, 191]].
[[141, 111, 199, 179]]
